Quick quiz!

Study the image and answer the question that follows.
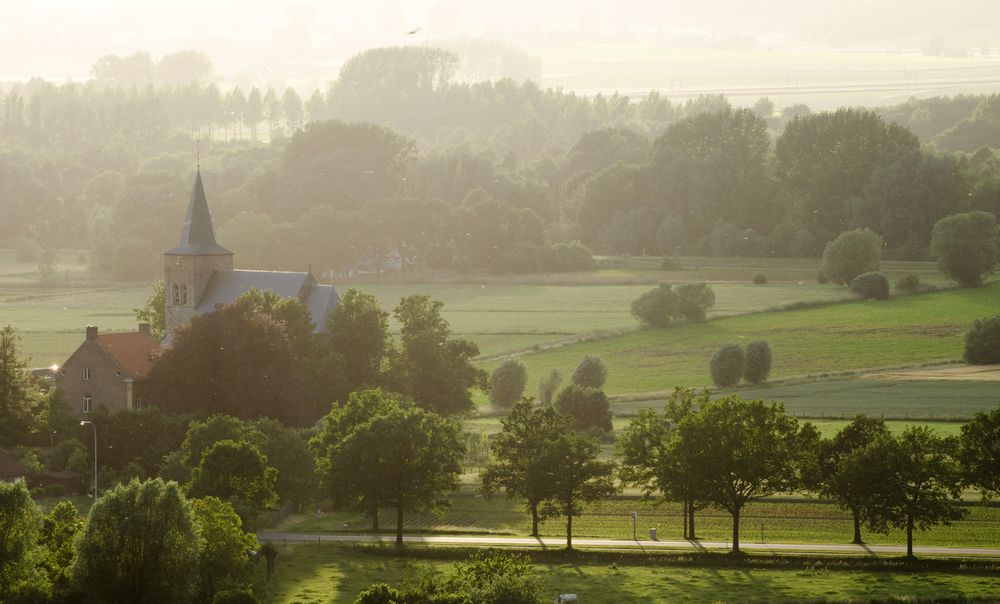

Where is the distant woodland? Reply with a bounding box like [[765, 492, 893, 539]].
[[2, 46, 1000, 278]]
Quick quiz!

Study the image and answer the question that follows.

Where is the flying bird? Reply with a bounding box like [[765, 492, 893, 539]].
[[407, 27, 421, 35]]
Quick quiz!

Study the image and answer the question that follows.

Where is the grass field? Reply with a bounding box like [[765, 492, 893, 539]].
[[258, 545, 1000, 603], [281, 490, 1000, 550], [608, 379, 1000, 421], [496, 281, 1000, 397]]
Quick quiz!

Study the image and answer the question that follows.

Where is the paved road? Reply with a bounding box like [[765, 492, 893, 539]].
[[258, 531, 1000, 558]]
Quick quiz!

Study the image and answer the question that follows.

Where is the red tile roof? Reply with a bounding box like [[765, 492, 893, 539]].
[[97, 332, 160, 379]]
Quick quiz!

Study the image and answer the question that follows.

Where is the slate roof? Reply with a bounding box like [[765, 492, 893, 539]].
[[194, 269, 340, 333], [97, 331, 161, 379], [165, 170, 233, 256]]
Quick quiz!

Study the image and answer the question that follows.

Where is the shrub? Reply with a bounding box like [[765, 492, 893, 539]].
[[212, 588, 260, 604], [753, 273, 767, 285], [550, 241, 596, 271], [554, 384, 613, 432], [710, 345, 745, 387], [850, 271, 890, 300], [743, 341, 772, 384], [489, 359, 528, 409], [931, 211, 999, 286], [571, 355, 608, 389], [537, 368, 562, 406], [895, 274, 922, 292], [630, 284, 677, 327], [817, 272, 829, 285], [675, 283, 715, 322], [820, 228, 883, 285], [660, 256, 683, 270], [964, 315, 1000, 364]]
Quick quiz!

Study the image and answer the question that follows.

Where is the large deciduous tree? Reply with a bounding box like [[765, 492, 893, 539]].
[[672, 396, 819, 554], [541, 431, 617, 549], [930, 211, 999, 286], [775, 108, 919, 238], [325, 288, 391, 391], [320, 396, 465, 547], [186, 440, 278, 523], [853, 427, 966, 558], [958, 404, 1000, 498], [618, 387, 709, 539], [481, 398, 575, 536], [311, 389, 405, 531], [392, 295, 487, 415], [148, 296, 312, 425], [0, 479, 45, 598], [816, 415, 891, 544], [75, 478, 201, 604], [190, 496, 258, 602]]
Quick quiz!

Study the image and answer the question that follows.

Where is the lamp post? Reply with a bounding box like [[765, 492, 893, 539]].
[[80, 420, 97, 498]]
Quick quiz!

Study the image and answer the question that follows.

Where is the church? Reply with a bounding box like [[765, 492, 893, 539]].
[[163, 169, 340, 337], [57, 170, 340, 418]]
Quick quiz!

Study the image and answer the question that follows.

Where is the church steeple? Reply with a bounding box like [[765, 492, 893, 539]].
[[165, 169, 232, 256], [163, 170, 234, 337]]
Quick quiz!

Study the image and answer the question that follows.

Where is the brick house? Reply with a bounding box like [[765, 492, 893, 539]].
[[55, 324, 159, 418]]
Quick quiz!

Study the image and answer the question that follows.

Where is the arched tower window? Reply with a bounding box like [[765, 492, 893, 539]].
[[180, 284, 188, 305], [171, 283, 181, 305]]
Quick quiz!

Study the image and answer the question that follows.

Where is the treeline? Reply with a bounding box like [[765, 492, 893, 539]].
[[4, 47, 1000, 277]]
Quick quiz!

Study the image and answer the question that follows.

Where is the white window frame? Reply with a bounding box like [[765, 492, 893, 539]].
[[83, 395, 92, 413], [83, 367, 92, 381]]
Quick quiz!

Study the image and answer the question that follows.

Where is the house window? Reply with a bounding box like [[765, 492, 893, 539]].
[[83, 395, 92, 413], [83, 367, 92, 381], [134, 394, 142, 410], [172, 283, 181, 305]]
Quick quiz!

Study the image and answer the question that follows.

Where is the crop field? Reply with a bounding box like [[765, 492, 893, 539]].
[[259, 545, 1000, 603], [497, 281, 1000, 397]]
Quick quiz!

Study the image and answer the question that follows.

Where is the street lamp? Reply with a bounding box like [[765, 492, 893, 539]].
[[80, 420, 97, 498]]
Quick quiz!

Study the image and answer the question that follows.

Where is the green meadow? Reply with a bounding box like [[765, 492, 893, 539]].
[[259, 545, 1000, 604], [495, 281, 1000, 397]]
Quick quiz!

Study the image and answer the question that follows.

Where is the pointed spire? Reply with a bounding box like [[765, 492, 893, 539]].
[[165, 169, 233, 256]]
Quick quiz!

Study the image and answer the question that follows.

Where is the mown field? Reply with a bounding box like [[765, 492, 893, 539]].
[[258, 545, 1000, 604]]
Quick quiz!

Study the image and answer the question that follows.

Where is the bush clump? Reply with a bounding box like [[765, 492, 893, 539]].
[[661, 256, 683, 270], [817, 272, 829, 284], [710, 344, 745, 388], [572, 355, 608, 389], [631, 283, 715, 327], [964, 315, 1000, 365], [931, 211, 999, 287], [743, 341, 772, 384], [630, 284, 677, 327], [850, 271, 890, 300], [489, 358, 528, 408], [820, 228, 883, 285], [554, 384, 613, 432], [895, 274, 922, 292], [753, 273, 767, 285], [675, 283, 715, 322]]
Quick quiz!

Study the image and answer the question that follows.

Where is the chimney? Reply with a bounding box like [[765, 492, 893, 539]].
[[86, 325, 98, 340], [138, 323, 150, 337]]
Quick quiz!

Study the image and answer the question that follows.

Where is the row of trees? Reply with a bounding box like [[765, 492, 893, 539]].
[[615, 390, 1000, 557]]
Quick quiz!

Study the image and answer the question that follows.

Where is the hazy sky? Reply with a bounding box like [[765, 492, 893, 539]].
[[3, 1, 999, 84]]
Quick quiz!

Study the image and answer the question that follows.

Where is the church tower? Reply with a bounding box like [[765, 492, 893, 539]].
[[163, 170, 233, 335]]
